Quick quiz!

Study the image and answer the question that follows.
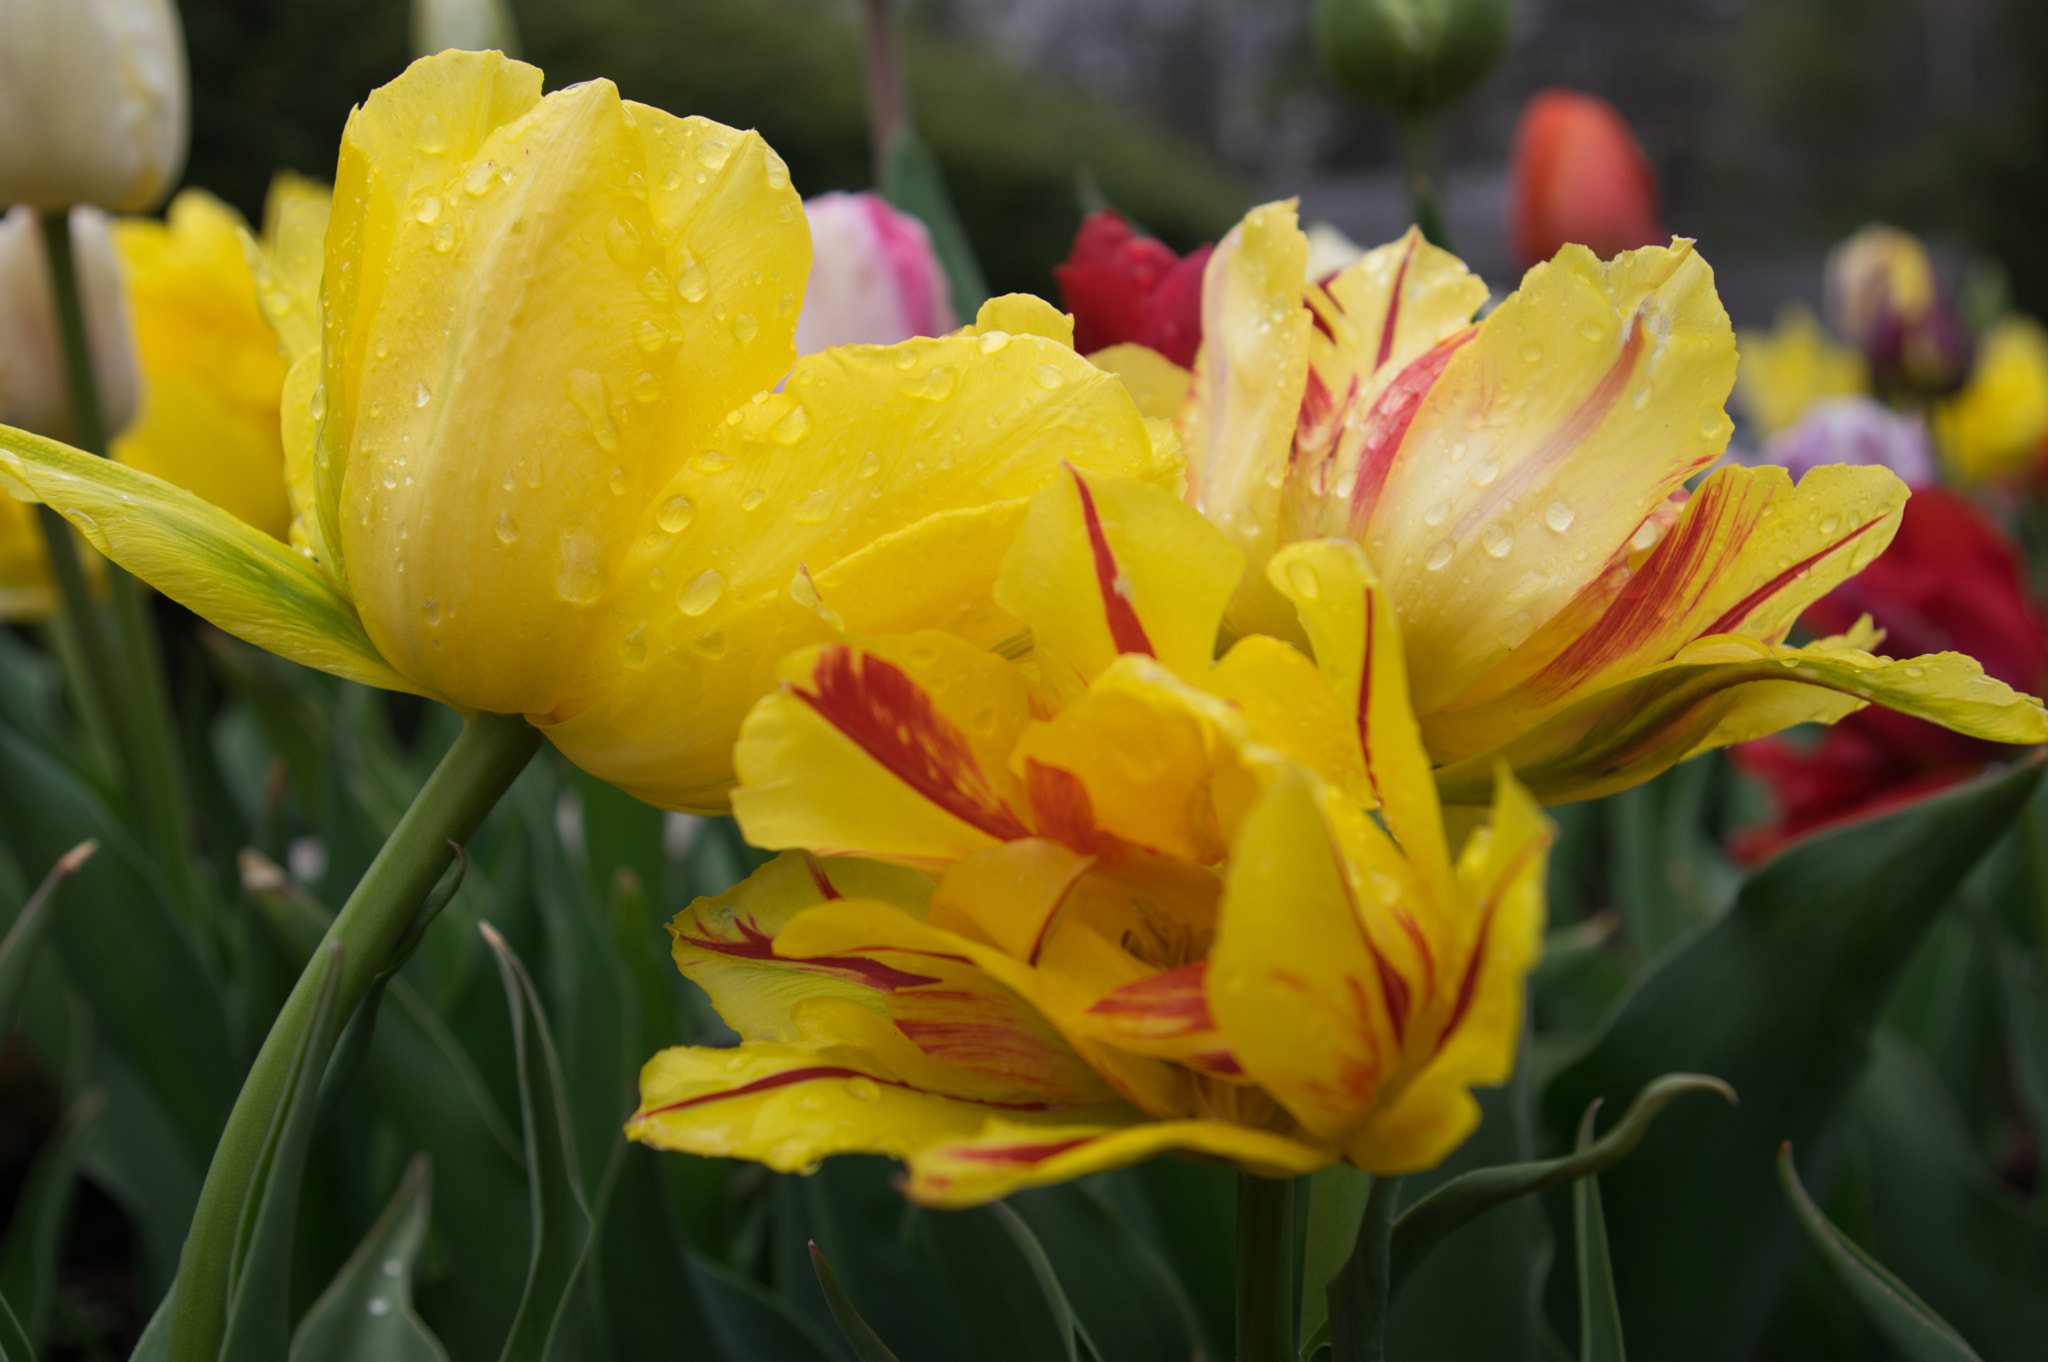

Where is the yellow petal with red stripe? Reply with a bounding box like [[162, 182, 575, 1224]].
[[995, 468, 1242, 698], [1368, 240, 1739, 713], [731, 634, 1035, 864], [1208, 634, 1371, 807]]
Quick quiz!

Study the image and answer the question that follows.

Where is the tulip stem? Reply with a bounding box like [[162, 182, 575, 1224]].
[[166, 709, 541, 1362], [37, 209, 204, 920], [1397, 113, 1454, 253], [858, 0, 911, 186], [1327, 1173, 1403, 1361], [1236, 1173, 1295, 1362]]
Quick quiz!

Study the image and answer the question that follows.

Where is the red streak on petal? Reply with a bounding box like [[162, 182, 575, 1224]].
[[1026, 759, 1107, 861], [794, 645, 1031, 842], [678, 918, 947, 992], [806, 857, 842, 900], [1355, 586, 1384, 808], [1189, 1049, 1244, 1076], [1369, 947, 1411, 1048], [1700, 514, 1890, 638], [1071, 467, 1155, 657], [640, 1065, 1062, 1118], [949, 1136, 1095, 1166], [1433, 840, 1541, 1056], [1346, 329, 1476, 529], [1375, 234, 1418, 371], [1087, 961, 1216, 1037]]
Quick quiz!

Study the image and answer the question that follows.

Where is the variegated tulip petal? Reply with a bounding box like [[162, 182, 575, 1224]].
[[1208, 634, 1371, 807], [731, 635, 1035, 865], [1370, 240, 1739, 713], [1431, 463, 1909, 752], [996, 468, 1242, 698], [1431, 637, 2048, 807], [0, 424, 431, 698], [1181, 201, 1313, 637], [1346, 770, 1548, 1171]]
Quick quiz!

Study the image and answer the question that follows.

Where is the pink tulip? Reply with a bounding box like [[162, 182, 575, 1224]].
[[793, 191, 956, 354]]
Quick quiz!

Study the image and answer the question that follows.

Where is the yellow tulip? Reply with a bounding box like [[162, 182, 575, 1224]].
[[0, 50, 1177, 810], [1178, 202, 2048, 805], [1937, 315, 2048, 483], [628, 466, 1547, 1204], [112, 183, 307, 540], [1733, 302, 1868, 436]]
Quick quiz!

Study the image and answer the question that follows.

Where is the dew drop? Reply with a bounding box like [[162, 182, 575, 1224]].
[[627, 170, 647, 197], [419, 598, 442, 625], [413, 196, 442, 225], [1520, 342, 1543, 363], [770, 404, 812, 443], [677, 568, 724, 616], [1448, 440, 1468, 462], [855, 451, 882, 480], [893, 347, 918, 371], [1285, 559, 1321, 600], [414, 381, 431, 408], [631, 372, 660, 404], [740, 488, 766, 511], [1481, 522, 1515, 558], [635, 318, 669, 353], [661, 169, 683, 191], [657, 495, 694, 532], [605, 217, 641, 266], [525, 460, 545, 490], [1631, 385, 1652, 410], [566, 370, 620, 452], [609, 467, 629, 497], [1469, 460, 1500, 488], [1545, 500, 1575, 533], [620, 622, 648, 667], [764, 155, 790, 190], [792, 488, 833, 522], [462, 160, 498, 195], [381, 470, 397, 490], [731, 312, 759, 343], [694, 629, 728, 658], [366, 1298, 391, 1318], [639, 267, 671, 303], [694, 451, 729, 474], [309, 384, 327, 421], [1700, 409, 1726, 438], [556, 533, 605, 604], [1904, 665, 1924, 678], [494, 511, 520, 544], [1031, 364, 1067, 390], [674, 249, 709, 303], [978, 330, 1012, 354], [907, 366, 956, 400], [845, 1077, 880, 1102], [695, 138, 732, 169], [1426, 540, 1455, 571], [1422, 500, 1450, 527], [416, 112, 447, 153], [1633, 521, 1662, 552], [431, 221, 455, 253], [1577, 319, 1605, 342], [1818, 512, 1842, 536]]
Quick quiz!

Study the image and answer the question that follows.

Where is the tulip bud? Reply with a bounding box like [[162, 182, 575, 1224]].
[[1313, 0, 1515, 115], [790, 192, 955, 355], [0, 0, 189, 212], [0, 205, 140, 443], [1509, 88, 1662, 269], [411, 0, 521, 58], [1053, 210, 1210, 367], [1825, 225, 1972, 396]]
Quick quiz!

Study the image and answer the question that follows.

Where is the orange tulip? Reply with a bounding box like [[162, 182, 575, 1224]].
[[1510, 89, 1661, 271]]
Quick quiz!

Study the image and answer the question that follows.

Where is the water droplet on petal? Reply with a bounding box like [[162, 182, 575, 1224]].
[[845, 1077, 880, 1102], [740, 488, 765, 511], [462, 160, 498, 195], [792, 488, 833, 522], [1286, 559, 1320, 599], [620, 622, 648, 667], [1520, 342, 1543, 363], [657, 495, 694, 532], [494, 511, 520, 543], [420, 598, 442, 625], [431, 221, 455, 253], [978, 330, 1011, 354], [1423, 500, 1450, 527], [695, 138, 732, 169], [906, 366, 955, 400], [731, 312, 758, 343], [1577, 319, 1605, 342], [606, 217, 641, 266], [678, 568, 724, 616], [610, 467, 629, 496], [892, 347, 918, 371], [1631, 384, 1652, 410], [414, 381, 431, 408], [770, 404, 811, 443], [556, 533, 606, 604], [1032, 364, 1067, 390], [1481, 522, 1515, 558], [1469, 459, 1499, 488], [661, 169, 683, 191], [764, 155, 790, 190], [856, 451, 882, 480], [309, 384, 326, 421], [1818, 512, 1842, 536], [674, 249, 709, 303], [693, 451, 729, 474], [1426, 540, 1455, 571], [631, 372, 660, 403], [413, 196, 442, 224], [694, 629, 727, 658], [1545, 500, 1575, 533], [566, 370, 621, 451]]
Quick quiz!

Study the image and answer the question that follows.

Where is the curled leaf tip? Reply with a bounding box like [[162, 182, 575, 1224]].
[[54, 839, 98, 875], [238, 847, 289, 893]]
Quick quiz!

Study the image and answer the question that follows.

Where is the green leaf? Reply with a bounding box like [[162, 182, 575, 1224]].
[[218, 941, 349, 1362], [1572, 1105, 1625, 1362], [1849, 1037, 2048, 1361], [1300, 1166, 1371, 1357], [1007, 1184, 1204, 1362], [809, 1242, 904, 1362], [1776, 1140, 1980, 1361], [0, 1088, 104, 1349], [1542, 756, 2045, 1362], [0, 1292, 35, 1362], [687, 1250, 842, 1362], [0, 424, 427, 697], [880, 129, 990, 321], [0, 840, 93, 1034], [481, 923, 594, 1362], [987, 1201, 1103, 1362], [1392, 1073, 1734, 1301], [291, 1155, 450, 1362]]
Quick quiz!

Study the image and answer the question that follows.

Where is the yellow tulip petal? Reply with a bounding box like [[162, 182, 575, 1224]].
[[1181, 200, 1313, 637], [0, 492, 57, 620], [1428, 463, 1909, 756], [927, 838, 1094, 961], [1208, 634, 1370, 805], [0, 425, 430, 697], [1734, 302, 1868, 435], [1090, 342, 1191, 420], [247, 172, 332, 365], [1432, 636, 2048, 807], [1368, 240, 1740, 712], [731, 635, 1035, 865], [900, 1112, 1331, 1208], [277, 352, 330, 569], [1938, 315, 2048, 482], [1267, 539, 1449, 888], [965, 293, 1075, 348], [995, 468, 1242, 696]]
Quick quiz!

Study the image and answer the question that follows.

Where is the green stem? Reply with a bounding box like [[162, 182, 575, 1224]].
[[1329, 1173, 1403, 1362], [38, 210, 203, 916], [1397, 114, 1453, 253], [166, 711, 540, 1362], [857, 0, 911, 187], [1236, 1173, 1295, 1362]]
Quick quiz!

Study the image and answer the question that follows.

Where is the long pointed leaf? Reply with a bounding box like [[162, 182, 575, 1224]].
[[0, 1089, 103, 1349], [1777, 1143, 1980, 1361], [1391, 1073, 1734, 1300], [0, 841, 93, 1033], [988, 1201, 1103, 1362], [1573, 1106, 1625, 1362], [481, 924, 593, 1362], [808, 1243, 903, 1362], [1542, 757, 2043, 1362], [291, 1155, 450, 1362], [218, 941, 348, 1362], [0, 1292, 33, 1362], [1299, 1166, 1371, 1357]]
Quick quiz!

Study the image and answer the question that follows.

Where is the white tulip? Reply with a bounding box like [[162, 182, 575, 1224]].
[[0, 206, 140, 442], [0, 0, 189, 212], [412, 0, 522, 57]]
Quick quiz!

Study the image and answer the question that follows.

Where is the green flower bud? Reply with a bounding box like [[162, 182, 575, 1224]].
[[1314, 0, 1516, 115]]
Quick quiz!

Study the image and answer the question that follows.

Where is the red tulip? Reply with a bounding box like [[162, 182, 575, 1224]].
[[1053, 210, 1211, 367], [1731, 489, 2048, 861], [1509, 89, 1662, 270]]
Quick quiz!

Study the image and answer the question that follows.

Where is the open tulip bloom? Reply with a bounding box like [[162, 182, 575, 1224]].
[[628, 466, 1549, 1203], [1179, 201, 2048, 806]]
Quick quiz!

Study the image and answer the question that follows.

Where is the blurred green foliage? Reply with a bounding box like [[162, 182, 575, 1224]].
[[175, 0, 1250, 301]]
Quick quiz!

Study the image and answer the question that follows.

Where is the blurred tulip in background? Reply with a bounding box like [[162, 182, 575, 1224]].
[[410, 0, 520, 58], [792, 190, 956, 354], [1734, 302, 1870, 436], [1509, 88, 1662, 270], [1936, 313, 2048, 481], [1760, 395, 1936, 488], [0, 206, 138, 445], [1826, 224, 1974, 396], [1054, 208, 1210, 366]]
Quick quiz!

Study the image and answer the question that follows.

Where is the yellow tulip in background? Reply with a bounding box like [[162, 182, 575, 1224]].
[[0, 49, 1179, 812], [1937, 315, 2048, 482], [1175, 202, 2048, 805], [0, 0, 189, 213], [629, 465, 1547, 1203], [1733, 302, 1867, 436]]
